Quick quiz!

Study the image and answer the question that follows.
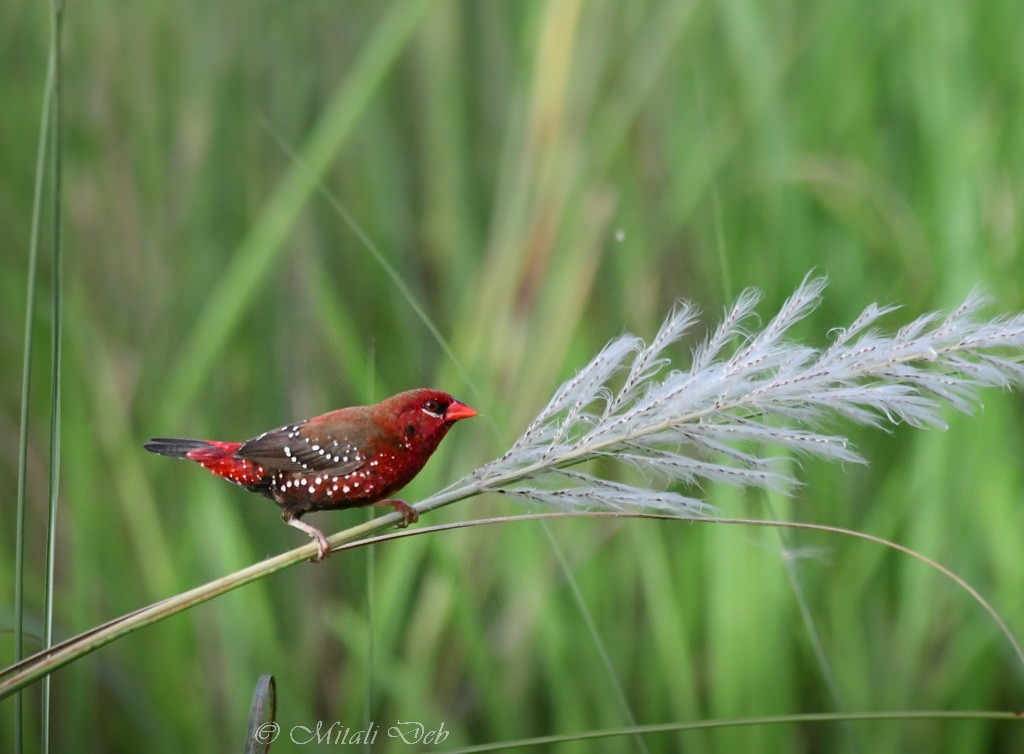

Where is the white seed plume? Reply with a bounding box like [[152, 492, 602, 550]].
[[460, 275, 1024, 516]]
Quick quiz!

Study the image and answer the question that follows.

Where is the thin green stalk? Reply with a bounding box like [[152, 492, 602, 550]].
[[2, 509, 1020, 700], [437, 710, 1024, 754], [542, 522, 650, 754], [768, 496, 861, 753], [704, 134, 845, 746], [363, 505, 375, 754], [259, 118, 477, 398], [41, 1, 65, 751], [364, 357, 376, 754], [702, 112, 843, 741], [14, 37, 56, 754]]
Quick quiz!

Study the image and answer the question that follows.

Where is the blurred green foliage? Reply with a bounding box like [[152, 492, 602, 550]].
[[2, 1, 1023, 752]]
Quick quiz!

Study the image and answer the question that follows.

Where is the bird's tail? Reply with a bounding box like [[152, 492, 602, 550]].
[[144, 437, 213, 459], [145, 437, 261, 486]]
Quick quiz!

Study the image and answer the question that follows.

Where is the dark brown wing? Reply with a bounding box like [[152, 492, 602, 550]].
[[236, 420, 366, 477]]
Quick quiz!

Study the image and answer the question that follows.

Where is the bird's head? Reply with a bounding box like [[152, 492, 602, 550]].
[[376, 388, 477, 453]]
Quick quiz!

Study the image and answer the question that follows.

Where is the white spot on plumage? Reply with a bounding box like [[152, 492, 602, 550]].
[[308, 485, 315, 494], [343, 485, 350, 493], [312, 444, 320, 451]]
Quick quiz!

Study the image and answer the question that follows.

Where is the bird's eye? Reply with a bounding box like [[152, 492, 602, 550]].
[[421, 399, 446, 418]]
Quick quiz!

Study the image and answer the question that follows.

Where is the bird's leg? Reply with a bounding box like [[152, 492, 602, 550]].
[[372, 499, 419, 528], [282, 510, 331, 561]]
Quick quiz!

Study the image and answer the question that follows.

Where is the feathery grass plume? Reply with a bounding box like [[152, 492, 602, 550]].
[[5, 277, 1024, 701], [463, 275, 1024, 513]]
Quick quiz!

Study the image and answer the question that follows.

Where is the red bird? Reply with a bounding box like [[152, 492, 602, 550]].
[[145, 388, 476, 560]]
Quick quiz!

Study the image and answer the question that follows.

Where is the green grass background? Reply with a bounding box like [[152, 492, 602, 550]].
[[3, 1, 1024, 751]]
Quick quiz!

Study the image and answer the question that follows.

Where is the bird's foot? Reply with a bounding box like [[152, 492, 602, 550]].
[[283, 512, 332, 561], [311, 531, 331, 561], [375, 499, 419, 528]]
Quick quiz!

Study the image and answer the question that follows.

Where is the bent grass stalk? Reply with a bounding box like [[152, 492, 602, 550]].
[[1, 511, 1022, 699], [4, 279, 1024, 699]]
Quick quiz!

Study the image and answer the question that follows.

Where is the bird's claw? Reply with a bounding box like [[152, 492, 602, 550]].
[[385, 500, 419, 528], [312, 531, 331, 561], [282, 512, 332, 562]]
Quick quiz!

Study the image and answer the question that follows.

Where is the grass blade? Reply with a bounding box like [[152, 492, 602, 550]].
[[542, 522, 651, 754], [40, 0, 65, 751], [14, 28, 56, 754]]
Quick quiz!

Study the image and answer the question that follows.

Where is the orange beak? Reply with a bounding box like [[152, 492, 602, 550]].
[[444, 400, 477, 421]]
